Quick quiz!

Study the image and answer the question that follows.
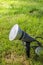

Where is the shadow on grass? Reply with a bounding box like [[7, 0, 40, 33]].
[[33, 54, 43, 64]]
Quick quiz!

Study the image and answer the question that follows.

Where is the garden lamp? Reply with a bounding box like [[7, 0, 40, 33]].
[[9, 24, 43, 57]]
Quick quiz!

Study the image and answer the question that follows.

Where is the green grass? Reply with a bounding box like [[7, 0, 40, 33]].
[[0, 0, 43, 65]]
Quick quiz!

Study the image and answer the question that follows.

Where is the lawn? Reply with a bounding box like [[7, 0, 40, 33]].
[[0, 0, 43, 65]]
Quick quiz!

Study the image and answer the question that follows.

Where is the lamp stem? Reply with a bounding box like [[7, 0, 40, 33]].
[[26, 42, 30, 57]]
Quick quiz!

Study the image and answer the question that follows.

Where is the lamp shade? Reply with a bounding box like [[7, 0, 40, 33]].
[[9, 24, 22, 41]]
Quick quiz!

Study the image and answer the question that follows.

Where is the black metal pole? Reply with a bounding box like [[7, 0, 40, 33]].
[[26, 42, 30, 57]]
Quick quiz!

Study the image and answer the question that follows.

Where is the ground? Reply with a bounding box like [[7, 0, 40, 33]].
[[0, 0, 43, 65]]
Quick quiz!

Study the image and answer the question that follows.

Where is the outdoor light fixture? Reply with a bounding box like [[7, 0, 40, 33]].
[[9, 24, 43, 57]]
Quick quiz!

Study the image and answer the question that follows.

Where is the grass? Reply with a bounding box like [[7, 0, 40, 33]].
[[0, 0, 43, 65]]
